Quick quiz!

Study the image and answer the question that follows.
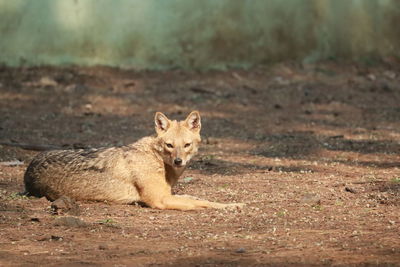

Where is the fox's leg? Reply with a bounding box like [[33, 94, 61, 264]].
[[150, 195, 243, 210], [137, 179, 244, 211], [174, 194, 244, 209], [162, 195, 244, 210]]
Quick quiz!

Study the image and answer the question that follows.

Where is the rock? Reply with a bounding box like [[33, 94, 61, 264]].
[[37, 235, 63, 242], [36, 236, 49, 242], [0, 160, 24, 166], [39, 76, 58, 87], [300, 193, 321, 205], [51, 196, 80, 215], [50, 235, 63, 241], [367, 74, 376, 81], [54, 216, 87, 228], [235, 247, 246, 253], [182, 177, 194, 183], [345, 187, 357, 194], [98, 244, 108, 250]]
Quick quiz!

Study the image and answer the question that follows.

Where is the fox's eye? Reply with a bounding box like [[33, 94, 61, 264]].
[[184, 143, 191, 148], [166, 143, 174, 148]]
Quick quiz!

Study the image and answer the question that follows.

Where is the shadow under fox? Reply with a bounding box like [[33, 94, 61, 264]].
[[24, 111, 243, 211]]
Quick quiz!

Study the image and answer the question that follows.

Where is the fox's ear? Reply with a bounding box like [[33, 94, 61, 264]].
[[155, 112, 170, 134], [185, 111, 201, 132]]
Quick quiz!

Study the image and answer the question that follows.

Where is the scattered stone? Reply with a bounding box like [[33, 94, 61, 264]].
[[0, 160, 24, 166], [37, 235, 64, 242], [367, 74, 376, 81], [54, 216, 87, 228], [39, 76, 58, 87], [300, 193, 321, 205], [274, 76, 290, 85], [30, 217, 40, 222], [182, 177, 194, 183], [36, 236, 49, 242], [345, 187, 357, 194], [50, 235, 63, 241], [98, 244, 108, 250], [51, 196, 80, 215], [235, 247, 246, 253], [383, 70, 396, 79]]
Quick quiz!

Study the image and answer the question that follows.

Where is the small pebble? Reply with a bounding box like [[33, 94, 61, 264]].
[[51, 235, 63, 241], [98, 244, 108, 250], [235, 247, 246, 253], [345, 187, 357, 194], [54, 216, 87, 228], [51, 196, 80, 216], [300, 193, 321, 205]]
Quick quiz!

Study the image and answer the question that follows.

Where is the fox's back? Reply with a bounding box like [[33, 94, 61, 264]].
[[24, 138, 157, 203]]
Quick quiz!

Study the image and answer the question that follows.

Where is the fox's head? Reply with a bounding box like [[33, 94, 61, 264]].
[[154, 111, 201, 169]]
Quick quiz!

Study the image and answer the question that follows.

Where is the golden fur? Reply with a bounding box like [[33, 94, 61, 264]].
[[24, 111, 244, 210]]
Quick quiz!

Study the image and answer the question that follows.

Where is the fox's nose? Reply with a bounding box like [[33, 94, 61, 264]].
[[174, 158, 183, 166]]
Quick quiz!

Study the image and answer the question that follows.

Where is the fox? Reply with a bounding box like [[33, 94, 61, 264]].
[[24, 111, 244, 211]]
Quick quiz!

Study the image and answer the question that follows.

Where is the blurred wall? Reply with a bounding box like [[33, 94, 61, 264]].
[[0, 0, 399, 69]]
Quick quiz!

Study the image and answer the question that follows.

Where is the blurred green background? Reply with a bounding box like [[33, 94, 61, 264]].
[[1, 0, 399, 69]]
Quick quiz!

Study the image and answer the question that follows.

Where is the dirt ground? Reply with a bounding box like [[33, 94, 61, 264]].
[[0, 61, 399, 266]]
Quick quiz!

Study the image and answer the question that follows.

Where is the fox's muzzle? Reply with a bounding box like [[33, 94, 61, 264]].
[[174, 158, 183, 166]]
